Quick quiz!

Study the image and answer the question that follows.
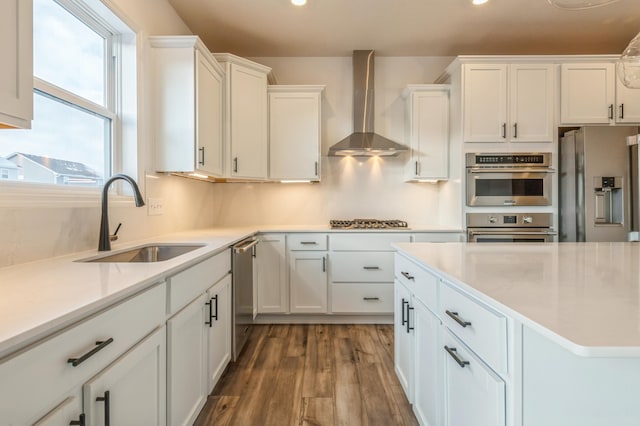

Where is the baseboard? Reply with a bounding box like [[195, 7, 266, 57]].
[[253, 314, 393, 324]]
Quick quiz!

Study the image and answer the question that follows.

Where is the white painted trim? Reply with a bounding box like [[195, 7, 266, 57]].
[[253, 314, 393, 324], [267, 85, 326, 94], [0, 181, 135, 208]]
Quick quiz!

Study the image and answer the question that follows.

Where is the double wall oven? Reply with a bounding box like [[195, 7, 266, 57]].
[[466, 153, 553, 207]]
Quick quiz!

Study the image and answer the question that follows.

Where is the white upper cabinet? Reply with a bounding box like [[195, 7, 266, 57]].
[[268, 86, 324, 181], [404, 85, 449, 181], [463, 63, 554, 143], [560, 63, 616, 124], [615, 69, 640, 124], [151, 36, 224, 176], [214, 54, 271, 180], [0, 0, 33, 129]]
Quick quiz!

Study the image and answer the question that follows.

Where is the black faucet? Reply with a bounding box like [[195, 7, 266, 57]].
[[99, 174, 145, 251]]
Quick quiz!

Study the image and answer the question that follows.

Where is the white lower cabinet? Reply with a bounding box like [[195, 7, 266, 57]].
[[413, 299, 440, 426], [207, 275, 232, 392], [289, 251, 328, 313], [84, 326, 167, 426], [394, 279, 414, 400], [442, 328, 505, 426], [256, 233, 288, 313], [33, 396, 82, 426]]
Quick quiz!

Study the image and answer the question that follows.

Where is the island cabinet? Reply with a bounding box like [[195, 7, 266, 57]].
[[0, 283, 166, 425], [288, 233, 328, 313], [403, 85, 450, 181], [0, 0, 32, 129], [330, 233, 410, 314], [150, 36, 225, 177], [255, 233, 288, 314], [268, 86, 324, 181], [462, 63, 554, 143], [394, 252, 507, 426], [214, 53, 271, 180], [561, 62, 640, 124], [166, 249, 231, 426]]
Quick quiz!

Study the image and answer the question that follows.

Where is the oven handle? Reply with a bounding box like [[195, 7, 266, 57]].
[[467, 167, 555, 174], [468, 230, 558, 236]]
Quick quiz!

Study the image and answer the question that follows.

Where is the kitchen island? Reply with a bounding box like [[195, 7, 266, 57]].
[[394, 242, 640, 426]]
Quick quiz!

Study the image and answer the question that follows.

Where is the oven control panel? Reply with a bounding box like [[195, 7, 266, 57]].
[[466, 152, 552, 168], [467, 213, 553, 228]]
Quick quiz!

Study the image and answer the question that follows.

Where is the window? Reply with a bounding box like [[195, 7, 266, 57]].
[[1, 169, 9, 179], [0, 0, 136, 188]]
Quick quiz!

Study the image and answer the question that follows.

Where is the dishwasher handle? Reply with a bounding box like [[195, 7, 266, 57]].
[[234, 238, 259, 254]]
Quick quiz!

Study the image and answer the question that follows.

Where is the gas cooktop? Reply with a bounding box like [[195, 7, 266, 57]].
[[329, 219, 409, 230]]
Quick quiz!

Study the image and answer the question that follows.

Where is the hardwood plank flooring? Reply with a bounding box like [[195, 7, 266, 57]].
[[194, 324, 418, 426]]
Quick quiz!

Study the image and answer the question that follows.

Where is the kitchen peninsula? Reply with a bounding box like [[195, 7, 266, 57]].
[[394, 241, 640, 426]]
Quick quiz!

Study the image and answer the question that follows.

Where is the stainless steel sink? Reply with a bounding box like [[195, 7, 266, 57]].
[[80, 244, 205, 263]]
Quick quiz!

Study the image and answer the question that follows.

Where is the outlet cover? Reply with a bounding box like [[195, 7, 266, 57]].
[[148, 198, 164, 216]]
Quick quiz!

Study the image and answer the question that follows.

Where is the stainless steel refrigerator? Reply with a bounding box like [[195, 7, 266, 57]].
[[559, 126, 638, 242], [627, 133, 640, 241]]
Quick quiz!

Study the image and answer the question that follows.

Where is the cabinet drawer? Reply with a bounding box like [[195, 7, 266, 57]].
[[331, 283, 393, 314], [0, 283, 165, 425], [331, 251, 394, 282], [330, 233, 410, 251], [440, 282, 508, 374], [394, 253, 438, 312], [288, 233, 327, 251], [168, 249, 231, 314]]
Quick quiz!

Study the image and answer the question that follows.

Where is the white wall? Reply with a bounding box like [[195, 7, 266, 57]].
[[0, 0, 218, 267], [211, 56, 463, 229]]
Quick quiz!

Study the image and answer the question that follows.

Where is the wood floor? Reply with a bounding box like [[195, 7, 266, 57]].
[[194, 324, 418, 426]]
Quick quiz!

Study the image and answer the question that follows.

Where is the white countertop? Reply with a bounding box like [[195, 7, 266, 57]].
[[0, 226, 463, 360], [394, 242, 640, 357]]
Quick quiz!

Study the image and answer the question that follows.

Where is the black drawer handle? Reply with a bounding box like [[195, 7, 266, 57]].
[[363, 297, 380, 301], [363, 266, 380, 270], [445, 345, 470, 368], [300, 241, 318, 245], [205, 299, 213, 327], [401, 271, 414, 280], [67, 338, 114, 367], [212, 295, 219, 321], [406, 306, 414, 333], [96, 391, 110, 426], [446, 310, 472, 328], [69, 413, 86, 426]]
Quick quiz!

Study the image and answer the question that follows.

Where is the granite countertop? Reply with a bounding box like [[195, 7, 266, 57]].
[[394, 242, 640, 357]]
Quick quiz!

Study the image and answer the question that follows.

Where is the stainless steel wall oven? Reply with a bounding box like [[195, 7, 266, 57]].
[[466, 153, 553, 207], [467, 213, 556, 243]]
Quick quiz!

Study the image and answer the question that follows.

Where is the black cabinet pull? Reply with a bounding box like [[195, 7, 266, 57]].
[[314, 161, 318, 176], [212, 295, 219, 321], [406, 306, 414, 333], [501, 123, 506, 138], [415, 160, 419, 176], [322, 256, 326, 272], [609, 104, 614, 120], [363, 266, 380, 270], [67, 338, 114, 367], [198, 147, 205, 165], [620, 103, 625, 119], [401, 298, 408, 326], [445, 346, 470, 368], [363, 297, 380, 301], [69, 413, 86, 426], [96, 391, 110, 426], [401, 271, 414, 280], [446, 310, 472, 328], [233, 157, 238, 173], [513, 122, 518, 138], [205, 299, 213, 327], [300, 241, 317, 245]]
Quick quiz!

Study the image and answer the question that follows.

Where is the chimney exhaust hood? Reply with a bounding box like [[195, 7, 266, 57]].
[[328, 50, 408, 157]]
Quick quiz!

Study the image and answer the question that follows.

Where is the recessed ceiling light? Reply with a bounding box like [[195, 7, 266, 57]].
[[472, 0, 489, 4], [291, 0, 306, 6]]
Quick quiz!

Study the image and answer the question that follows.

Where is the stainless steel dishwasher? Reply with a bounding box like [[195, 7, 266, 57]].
[[232, 237, 258, 361]]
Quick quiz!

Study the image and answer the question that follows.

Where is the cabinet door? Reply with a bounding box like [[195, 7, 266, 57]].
[[207, 275, 232, 393], [269, 90, 321, 180], [289, 251, 327, 313], [167, 294, 208, 426], [196, 50, 224, 176], [0, 0, 32, 128], [256, 234, 288, 313], [84, 326, 167, 426], [463, 64, 508, 142], [616, 76, 640, 123], [509, 64, 554, 142], [409, 89, 449, 179], [413, 300, 440, 426], [230, 63, 268, 179], [393, 280, 413, 402], [32, 396, 83, 426], [442, 329, 505, 426], [560, 63, 615, 124]]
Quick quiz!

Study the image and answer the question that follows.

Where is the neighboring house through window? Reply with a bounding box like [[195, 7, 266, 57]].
[[0, 0, 138, 188]]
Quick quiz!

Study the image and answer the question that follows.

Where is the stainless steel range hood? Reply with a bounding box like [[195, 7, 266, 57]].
[[328, 50, 408, 157]]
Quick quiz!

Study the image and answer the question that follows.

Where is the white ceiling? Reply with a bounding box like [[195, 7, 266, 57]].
[[167, 0, 640, 57]]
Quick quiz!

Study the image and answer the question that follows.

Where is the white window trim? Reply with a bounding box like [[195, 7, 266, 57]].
[[0, 0, 142, 208]]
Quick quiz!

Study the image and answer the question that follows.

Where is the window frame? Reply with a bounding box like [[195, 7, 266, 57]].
[[0, 0, 141, 206]]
